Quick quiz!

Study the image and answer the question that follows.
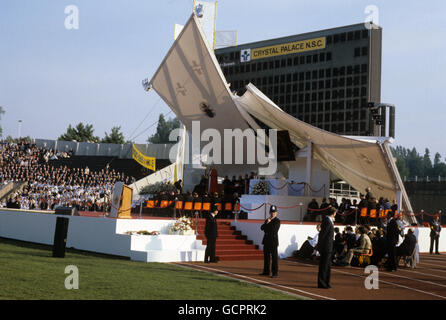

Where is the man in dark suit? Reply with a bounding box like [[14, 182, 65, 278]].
[[397, 228, 417, 257], [259, 205, 281, 278], [316, 208, 336, 288], [430, 215, 442, 255], [204, 205, 219, 263], [386, 212, 401, 272]]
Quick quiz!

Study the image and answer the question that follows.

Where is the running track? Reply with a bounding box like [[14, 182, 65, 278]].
[[174, 253, 446, 300]]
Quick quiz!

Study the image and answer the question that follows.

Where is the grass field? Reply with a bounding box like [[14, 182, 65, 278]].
[[0, 238, 301, 300]]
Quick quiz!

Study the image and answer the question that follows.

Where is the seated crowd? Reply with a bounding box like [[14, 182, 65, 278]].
[[295, 213, 418, 269], [1, 140, 132, 212], [304, 188, 399, 226]]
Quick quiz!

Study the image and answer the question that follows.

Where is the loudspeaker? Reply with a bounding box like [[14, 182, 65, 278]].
[[53, 217, 69, 258], [55, 206, 79, 216]]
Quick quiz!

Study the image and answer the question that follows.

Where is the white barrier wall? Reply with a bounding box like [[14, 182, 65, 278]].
[[240, 195, 322, 221], [232, 221, 446, 258], [1, 209, 444, 263]]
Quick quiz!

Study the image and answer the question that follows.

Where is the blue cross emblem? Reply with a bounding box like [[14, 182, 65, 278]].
[[241, 49, 251, 62]]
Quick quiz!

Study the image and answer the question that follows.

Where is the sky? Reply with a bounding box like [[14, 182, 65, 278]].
[[0, 0, 445, 158]]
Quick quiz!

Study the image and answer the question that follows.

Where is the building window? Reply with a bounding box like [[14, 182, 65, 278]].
[[327, 35, 332, 44], [354, 47, 361, 57], [313, 54, 319, 63], [319, 69, 325, 78], [362, 47, 368, 56], [347, 31, 354, 41], [362, 30, 369, 39], [320, 52, 326, 62], [319, 81, 324, 89], [361, 75, 368, 85], [300, 56, 305, 64], [327, 52, 332, 61], [306, 55, 312, 64], [325, 79, 331, 89], [306, 71, 311, 80], [361, 64, 368, 73]]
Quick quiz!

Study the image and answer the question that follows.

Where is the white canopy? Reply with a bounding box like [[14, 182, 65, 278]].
[[148, 14, 413, 214]]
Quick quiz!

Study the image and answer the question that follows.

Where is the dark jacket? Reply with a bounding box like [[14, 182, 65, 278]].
[[398, 233, 417, 256], [430, 221, 442, 238], [205, 213, 218, 239], [316, 215, 334, 254], [261, 217, 280, 248], [387, 218, 400, 245]]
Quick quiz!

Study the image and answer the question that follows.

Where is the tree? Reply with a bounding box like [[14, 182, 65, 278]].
[[422, 148, 433, 177], [147, 114, 181, 144], [0, 106, 5, 138], [58, 123, 99, 143], [101, 126, 126, 144]]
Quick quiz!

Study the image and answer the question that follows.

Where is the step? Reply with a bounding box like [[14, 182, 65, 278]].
[[216, 249, 262, 255], [201, 239, 251, 245], [197, 233, 248, 240], [196, 229, 241, 235], [213, 244, 259, 250], [216, 254, 264, 261]]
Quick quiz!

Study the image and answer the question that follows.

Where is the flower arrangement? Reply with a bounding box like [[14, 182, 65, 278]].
[[251, 180, 269, 195], [125, 230, 160, 236], [169, 216, 195, 233]]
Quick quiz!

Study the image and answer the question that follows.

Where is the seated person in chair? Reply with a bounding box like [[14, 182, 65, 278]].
[[338, 226, 371, 266], [397, 228, 417, 266], [294, 224, 321, 260]]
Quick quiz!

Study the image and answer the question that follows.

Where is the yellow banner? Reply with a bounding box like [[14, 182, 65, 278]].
[[251, 37, 326, 60], [132, 144, 156, 171]]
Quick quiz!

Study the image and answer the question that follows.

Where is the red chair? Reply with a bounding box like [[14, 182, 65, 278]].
[[202, 202, 211, 212], [358, 246, 373, 266], [360, 207, 368, 217], [175, 201, 183, 210], [146, 200, 156, 208], [159, 200, 169, 209], [183, 202, 193, 211]]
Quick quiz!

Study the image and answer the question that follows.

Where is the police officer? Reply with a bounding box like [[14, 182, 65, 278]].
[[259, 205, 281, 278], [204, 204, 219, 263], [430, 215, 442, 255]]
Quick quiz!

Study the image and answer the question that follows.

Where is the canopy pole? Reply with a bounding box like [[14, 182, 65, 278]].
[[306, 141, 313, 197]]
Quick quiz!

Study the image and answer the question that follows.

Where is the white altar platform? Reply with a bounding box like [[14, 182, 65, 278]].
[[0, 209, 205, 263]]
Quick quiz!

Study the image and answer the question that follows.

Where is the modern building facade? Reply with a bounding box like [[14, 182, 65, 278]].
[[215, 22, 385, 136]]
